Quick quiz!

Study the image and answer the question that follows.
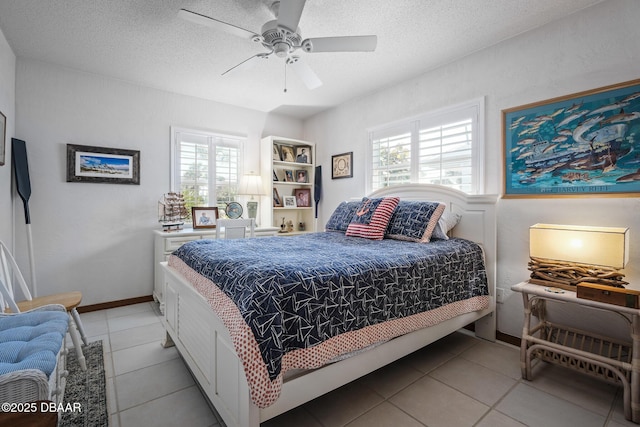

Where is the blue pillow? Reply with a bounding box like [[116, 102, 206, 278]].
[[325, 201, 360, 232], [385, 200, 445, 242]]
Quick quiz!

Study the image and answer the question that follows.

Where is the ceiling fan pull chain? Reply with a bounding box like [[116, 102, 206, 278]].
[[284, 61, 288, 93]]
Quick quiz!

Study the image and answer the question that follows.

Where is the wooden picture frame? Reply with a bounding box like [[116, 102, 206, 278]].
[[273, 144, 281, 161], [295, 146, 311, 164], [273, 188, 283, 207], [283, 196, 297, 208], [0, 111, 5, 166], [295, 170, 308, 183], [294, 188, 311, 207], [503, 78, 640, 198], [192, 207, 219, 229], [332, 152, 353, 179], [66, 144, 140, 184], [280, 145, 295, 163], [284, 169, 294, 182]]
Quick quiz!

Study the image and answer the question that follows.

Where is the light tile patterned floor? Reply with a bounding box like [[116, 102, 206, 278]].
[[78, 302, 636, 427]]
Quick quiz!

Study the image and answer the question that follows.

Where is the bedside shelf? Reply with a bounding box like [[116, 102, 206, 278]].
[[512, 281, 640, 423]]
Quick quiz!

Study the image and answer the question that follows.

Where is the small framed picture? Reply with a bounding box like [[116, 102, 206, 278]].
[[273, 170, 279, 181], [332, 152, 353, 179], [280, 145, 295, 162], [283, 196, 297, 208], [295, 170, 308, 183], [273, 144, 282, 161], [192, 207, 219, 229], [284, 169, 294, 182], [294, 188, 311, 207], [273, 188, 283, 207], [295, 146, 311, 164]]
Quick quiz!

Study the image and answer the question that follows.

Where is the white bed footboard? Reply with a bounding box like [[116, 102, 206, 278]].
[[160, 184, 498, 427]]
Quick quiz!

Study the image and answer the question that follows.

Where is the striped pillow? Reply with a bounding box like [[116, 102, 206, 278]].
[[346, 197, 399, 240], [386, 200, 446, 242]]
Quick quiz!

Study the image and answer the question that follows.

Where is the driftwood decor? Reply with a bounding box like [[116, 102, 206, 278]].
[[528, 257, 628, 291]]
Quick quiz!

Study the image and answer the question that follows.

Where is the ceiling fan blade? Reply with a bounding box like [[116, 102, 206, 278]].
[[277, 0, 306, 32], [302, 35, 377, 53], [287, 57, 322, 90], [222, 54, 270, 76], [178, 9, 260, 40]]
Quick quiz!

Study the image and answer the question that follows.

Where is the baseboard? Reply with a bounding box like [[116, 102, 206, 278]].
[[78, 295, 154, 313], [464, 324, 521, 347]]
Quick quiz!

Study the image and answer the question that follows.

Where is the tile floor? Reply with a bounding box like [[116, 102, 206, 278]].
[[78, 302, 637, 427]]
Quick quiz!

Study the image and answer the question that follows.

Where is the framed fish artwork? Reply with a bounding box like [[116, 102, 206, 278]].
[[503, 78, 640, 197]]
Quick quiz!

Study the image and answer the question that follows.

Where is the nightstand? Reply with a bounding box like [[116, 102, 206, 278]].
[[512, 281, 640, 423], [153, 226, 279, 312]]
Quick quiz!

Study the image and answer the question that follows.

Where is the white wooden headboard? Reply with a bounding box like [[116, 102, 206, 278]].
[[368, 184, 498, 307]]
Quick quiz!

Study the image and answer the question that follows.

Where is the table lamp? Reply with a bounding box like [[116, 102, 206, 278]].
[[238, 172, 265, 224], [529, 223, 629, 290]]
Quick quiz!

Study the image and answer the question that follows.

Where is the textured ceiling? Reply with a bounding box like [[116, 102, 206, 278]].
[[0, 0, 604, 119]]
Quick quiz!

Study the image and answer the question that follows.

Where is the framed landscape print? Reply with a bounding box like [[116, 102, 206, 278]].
[[503, 79, 640, 197], [67, 144, 140, 184]]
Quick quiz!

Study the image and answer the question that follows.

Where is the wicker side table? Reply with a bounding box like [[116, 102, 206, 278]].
[[512, 281, 640, 423]]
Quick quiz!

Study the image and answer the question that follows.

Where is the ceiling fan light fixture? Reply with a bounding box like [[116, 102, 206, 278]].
[[274, 42, 290, 58]]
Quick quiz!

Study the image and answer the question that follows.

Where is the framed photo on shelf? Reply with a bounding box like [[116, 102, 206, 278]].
[[283, 196, 297, 208], [332, 152, 353, 179], [295, 170, 308, 183], [66, 143, 140, 184], [192, 207, 219, 229], [273, 144, 282, 161], [294, 188, 311, 207], [503, 78, 640, 197], [295, 146, 311, 164], [273, 188, 283, 207], [284, 169, 294, 182], [280, 145, 295, 162]]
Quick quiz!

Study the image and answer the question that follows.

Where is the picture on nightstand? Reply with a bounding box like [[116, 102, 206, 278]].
[[192, 207, 218, 229]]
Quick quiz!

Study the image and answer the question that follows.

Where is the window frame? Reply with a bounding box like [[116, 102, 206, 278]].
[[170, 126, 245, 215], [366, 97, 485, 194]]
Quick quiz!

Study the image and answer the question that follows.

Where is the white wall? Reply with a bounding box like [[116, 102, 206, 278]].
[[0, 26, 15, 247], [304, 0, 640, 338], [13, 59, 302, 305]]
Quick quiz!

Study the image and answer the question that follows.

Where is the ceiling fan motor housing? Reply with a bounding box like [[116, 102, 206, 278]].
[[261, 20, 302, 57]]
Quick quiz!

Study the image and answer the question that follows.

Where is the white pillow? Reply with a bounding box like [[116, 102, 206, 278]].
[[431, 209, 461, 240]]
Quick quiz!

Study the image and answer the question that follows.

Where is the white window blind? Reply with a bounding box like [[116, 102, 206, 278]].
[[368, 98, 484, 194], [171, 127, 243, 218]]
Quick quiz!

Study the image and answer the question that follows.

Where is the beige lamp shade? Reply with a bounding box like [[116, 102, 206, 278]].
[[530, 223, 629, 269], [238, 173, 265, 196]]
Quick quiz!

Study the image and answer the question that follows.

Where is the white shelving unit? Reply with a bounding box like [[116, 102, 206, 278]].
[[260, 136, 316, 235]]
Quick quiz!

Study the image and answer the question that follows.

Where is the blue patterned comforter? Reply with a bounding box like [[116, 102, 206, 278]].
[[172, 232, 487, 380]]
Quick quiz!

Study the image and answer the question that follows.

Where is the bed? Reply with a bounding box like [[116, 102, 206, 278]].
[[160, 184, 497, 427]]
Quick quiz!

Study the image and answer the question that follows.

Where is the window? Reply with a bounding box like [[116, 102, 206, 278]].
[[171, 127, 244, 219], [368, 98, 484, 194]]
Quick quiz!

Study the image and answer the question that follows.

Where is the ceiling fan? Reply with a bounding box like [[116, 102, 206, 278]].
[[178, 0, 377, 90]]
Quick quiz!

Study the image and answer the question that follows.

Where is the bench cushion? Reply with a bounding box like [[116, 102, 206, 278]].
[[0, 311, 69, 377]]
